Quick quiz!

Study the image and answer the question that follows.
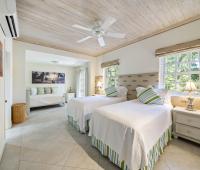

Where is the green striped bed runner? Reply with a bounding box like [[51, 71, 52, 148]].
[[92, 126, 172, 170], [67, 115, 89, 133]]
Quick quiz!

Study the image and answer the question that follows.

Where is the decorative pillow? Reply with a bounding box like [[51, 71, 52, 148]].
[[37, 87, 45, 95], [116, 86, 128, 97], [105, 86, 118, 97], [136, 87, 146, 97], [30, 87, 37, 96], [44, 87, 51, 94], [137, 87, 164, 105], [52, 87, 58, 94]]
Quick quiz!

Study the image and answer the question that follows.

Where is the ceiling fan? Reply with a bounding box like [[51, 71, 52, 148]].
[[72, 17, 126, 47]]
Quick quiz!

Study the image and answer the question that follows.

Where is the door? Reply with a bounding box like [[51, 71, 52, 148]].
[[4, 44, 12, 129], [0, 28, 5, 159]]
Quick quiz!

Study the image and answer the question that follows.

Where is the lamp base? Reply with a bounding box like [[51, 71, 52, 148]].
[[186, 97, 195, 111]]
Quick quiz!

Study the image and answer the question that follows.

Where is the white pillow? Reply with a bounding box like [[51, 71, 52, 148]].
[[31, 87, 37, 96], [116, 86, 128, 97], [136, 86, 146, 97]]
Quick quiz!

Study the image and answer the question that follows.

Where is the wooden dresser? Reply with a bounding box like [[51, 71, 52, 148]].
[[173, 107, 200, 144]]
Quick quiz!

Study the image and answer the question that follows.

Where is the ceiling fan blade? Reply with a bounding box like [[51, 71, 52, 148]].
[[77, 36, 92, 43], [101, 17, 117, 30], [106, 32, 126, 38], [72, 24, 92, 32], [98, 37, 106, 47]]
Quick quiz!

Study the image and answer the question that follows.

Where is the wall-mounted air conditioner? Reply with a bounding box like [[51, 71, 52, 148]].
[[0, 0, 19, 38]]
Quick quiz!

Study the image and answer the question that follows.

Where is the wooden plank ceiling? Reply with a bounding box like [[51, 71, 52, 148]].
[[16, 0, 200, 56]]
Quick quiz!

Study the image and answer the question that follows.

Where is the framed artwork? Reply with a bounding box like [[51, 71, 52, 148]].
[[32, 71, 65, 84], [0, 42, 2, 77]]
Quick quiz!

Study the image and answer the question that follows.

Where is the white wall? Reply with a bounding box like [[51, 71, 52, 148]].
[[26, 62, 76, 94], [96, 20, 200, 75], [4, 38, 13, 129], [13, 41, 96, 103]]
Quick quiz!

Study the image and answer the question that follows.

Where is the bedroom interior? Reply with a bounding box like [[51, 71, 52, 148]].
[[0, 0, 200, 170]]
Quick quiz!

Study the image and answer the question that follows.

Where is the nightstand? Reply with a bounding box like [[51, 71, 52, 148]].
[[173, 107, 200, 144]]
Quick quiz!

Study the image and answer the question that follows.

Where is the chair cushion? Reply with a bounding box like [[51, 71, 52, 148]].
[[30, 87, 37, 96], [44, 87, 51, 94], [37, 87, 45, 95]]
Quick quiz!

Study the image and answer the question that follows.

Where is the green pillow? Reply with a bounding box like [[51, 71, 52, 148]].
[[44, 87, 51, 94], [137, 87, 163, 105], [105, 86, 118, 97], [52, 87, 58, 94], [37, 87, 45, 95]]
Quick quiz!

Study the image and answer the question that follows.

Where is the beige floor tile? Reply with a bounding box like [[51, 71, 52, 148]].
[[65, 145, 99, 170], [6, 127, 23, 147], [19, 161, 63, 170], [20, 141, 75, 166], [153, 156, 170, 170], [0, 144, 21, 170], [62, 166, 90, 170]]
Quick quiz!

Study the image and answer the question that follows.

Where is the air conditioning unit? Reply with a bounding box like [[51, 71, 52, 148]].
[[0, 0, 19, 38]]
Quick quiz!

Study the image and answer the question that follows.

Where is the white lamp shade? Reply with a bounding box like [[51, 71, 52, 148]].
[[97, 81, 103, 88], [185, 82, 197, 92]]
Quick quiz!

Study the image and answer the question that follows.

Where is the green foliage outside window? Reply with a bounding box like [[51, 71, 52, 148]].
[[104, 65, 119, 88], [163, 50, 200, 91]]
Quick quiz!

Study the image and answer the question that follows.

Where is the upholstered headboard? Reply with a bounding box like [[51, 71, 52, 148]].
[[118, 72, 158, 100]]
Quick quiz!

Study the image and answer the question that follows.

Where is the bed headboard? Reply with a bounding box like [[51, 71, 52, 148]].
[[118, 72, 158, 100]]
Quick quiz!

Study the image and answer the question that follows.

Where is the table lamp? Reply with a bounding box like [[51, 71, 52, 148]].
[[185, 81, 197, 111]]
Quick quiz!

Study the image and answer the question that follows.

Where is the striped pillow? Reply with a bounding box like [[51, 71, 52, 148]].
[[137, 87, 163, 105], [105, 86, 118, 97]]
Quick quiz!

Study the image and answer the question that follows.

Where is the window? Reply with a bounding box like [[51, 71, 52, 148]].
[[103, 65, 119, 88], [77, 68, 87, 97], [159, 49, 200, 91]]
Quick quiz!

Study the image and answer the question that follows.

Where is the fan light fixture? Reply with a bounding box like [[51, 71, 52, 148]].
[[72, 17, 126, 47]]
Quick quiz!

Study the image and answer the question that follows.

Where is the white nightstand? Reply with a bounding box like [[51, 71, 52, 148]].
[[173, 107, 200, 144], [65, 93, 75, 102]]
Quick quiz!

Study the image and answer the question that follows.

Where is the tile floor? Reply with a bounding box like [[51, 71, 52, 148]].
[[0, 105, 200, 170]]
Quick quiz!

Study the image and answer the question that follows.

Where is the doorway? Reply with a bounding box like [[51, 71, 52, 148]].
[[0, 28, 5, 159]]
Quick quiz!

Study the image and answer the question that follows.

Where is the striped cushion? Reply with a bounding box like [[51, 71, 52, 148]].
[[137, 87, 163, 105], [105, 86, 118, 97]]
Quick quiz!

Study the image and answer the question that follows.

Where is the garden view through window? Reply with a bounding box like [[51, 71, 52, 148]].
[[104, 65, 119, 88], [160, 49, 200, 91]]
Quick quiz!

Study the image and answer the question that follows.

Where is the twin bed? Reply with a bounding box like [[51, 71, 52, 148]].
[[66, 86, 128, 133], [89, 100, 172, 170], [66, 72, 173, 170]]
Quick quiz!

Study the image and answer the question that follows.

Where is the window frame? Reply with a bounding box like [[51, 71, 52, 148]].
[[159, 49, 200, 91], [103, 65, 119, 88]]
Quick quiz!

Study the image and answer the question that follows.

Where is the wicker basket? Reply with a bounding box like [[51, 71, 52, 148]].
[[12, 103, 27, 124]]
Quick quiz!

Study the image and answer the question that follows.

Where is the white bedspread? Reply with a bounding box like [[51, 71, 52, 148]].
[[66, 95, 127, 132], [89, 100, 172, 170]]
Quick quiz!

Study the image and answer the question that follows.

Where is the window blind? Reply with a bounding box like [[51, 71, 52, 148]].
[[101, 59, 119, 68], [155, 39, 200, 57]]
